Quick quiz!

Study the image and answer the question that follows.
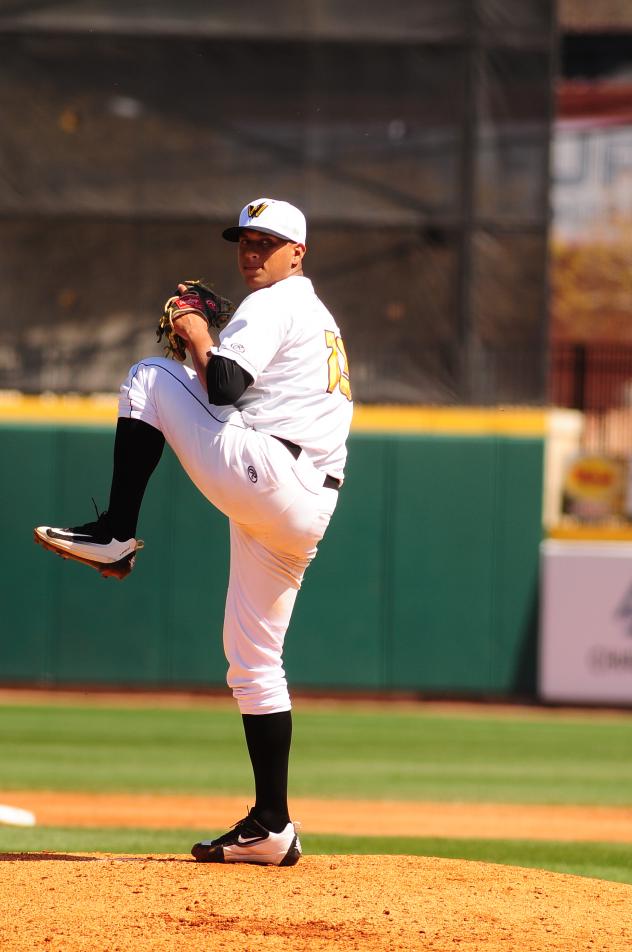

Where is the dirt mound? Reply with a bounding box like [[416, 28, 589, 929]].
[[1, 853, 630, 951]]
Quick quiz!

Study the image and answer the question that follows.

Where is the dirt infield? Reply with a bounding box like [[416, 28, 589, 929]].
[[1, 853, 631, 951], [3, 790, 632, 843]]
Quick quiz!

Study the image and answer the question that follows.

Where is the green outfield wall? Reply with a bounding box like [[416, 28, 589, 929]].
[[0, 421, 543, 698]]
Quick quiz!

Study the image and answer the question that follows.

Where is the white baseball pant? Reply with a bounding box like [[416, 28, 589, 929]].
[[119, 358, 338, 714]]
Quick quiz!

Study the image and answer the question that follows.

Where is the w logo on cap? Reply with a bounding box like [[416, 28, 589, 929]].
[[247, 202, 268, 219]]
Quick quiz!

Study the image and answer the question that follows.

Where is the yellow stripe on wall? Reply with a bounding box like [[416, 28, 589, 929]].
[[352, 405, 547, 436], [0, 394, 548, 436], [0, 393, 119, 426], [548, 524, 632, 542]]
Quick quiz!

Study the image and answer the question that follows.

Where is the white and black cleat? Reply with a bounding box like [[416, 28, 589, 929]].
[[192, 812, 302, 866], [34, 512, 142, 581]]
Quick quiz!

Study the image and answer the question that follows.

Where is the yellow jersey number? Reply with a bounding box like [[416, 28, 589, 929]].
[[325, 331, 352, 401]]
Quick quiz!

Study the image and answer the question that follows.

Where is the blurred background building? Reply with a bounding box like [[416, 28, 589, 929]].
[[552, 0, 632, 455]]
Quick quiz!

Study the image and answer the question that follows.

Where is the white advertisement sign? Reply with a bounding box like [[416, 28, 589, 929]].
[[552, 122, 632, 242], [539, 540, 632, 705]]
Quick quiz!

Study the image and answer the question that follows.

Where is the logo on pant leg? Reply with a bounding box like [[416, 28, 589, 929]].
[[247, 465, 258, 483]]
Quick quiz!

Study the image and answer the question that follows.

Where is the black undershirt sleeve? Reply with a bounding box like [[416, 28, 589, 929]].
[[206, 355, 254, 405]]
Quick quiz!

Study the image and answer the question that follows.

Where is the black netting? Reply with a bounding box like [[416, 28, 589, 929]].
[[0, 1, 472, 40], [0, 2, 555, 403]]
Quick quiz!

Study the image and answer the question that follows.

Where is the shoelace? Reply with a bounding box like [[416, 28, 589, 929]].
[[214, 810, 262, 844], [68, 498, 109, 535]]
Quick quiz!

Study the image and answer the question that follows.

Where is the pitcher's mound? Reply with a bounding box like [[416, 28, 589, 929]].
[[1, 853, 630, 951]]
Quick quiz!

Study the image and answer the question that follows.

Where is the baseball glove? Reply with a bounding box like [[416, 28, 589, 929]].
[[157, 280, 236, 361]]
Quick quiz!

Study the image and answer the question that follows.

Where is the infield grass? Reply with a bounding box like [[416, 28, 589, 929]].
[[1, 700, 631, 805], [1, 698, 632, 884]]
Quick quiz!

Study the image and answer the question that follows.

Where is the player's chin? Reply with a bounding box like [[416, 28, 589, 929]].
[[242, 271, 270, 291]]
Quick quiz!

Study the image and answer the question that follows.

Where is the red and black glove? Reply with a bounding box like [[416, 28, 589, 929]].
[[157, 280, 236, 362]]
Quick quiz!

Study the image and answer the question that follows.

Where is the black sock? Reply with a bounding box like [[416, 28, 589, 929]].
[[242, 711, 292, 834], [106, 418, 165, 539]]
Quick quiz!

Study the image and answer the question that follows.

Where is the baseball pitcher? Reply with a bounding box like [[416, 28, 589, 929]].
[[34, 198, 353, 866]]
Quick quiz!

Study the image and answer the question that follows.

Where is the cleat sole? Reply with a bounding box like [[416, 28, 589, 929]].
[[191, 842, 225, 863], [191, 834, 302, 866], [33, 530, 141, 581]]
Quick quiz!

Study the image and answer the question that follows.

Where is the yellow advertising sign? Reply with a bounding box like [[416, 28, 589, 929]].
[[562, 454, 627, 521]]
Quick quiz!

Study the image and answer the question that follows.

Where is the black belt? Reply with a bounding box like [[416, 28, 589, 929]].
[[272, 436, 341, 491]]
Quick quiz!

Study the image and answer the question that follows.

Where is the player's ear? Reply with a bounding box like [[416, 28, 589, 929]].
[[292, 242, 306, 264]]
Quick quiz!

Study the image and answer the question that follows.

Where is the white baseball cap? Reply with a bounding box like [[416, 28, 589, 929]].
[[222, 198, 307, 245]]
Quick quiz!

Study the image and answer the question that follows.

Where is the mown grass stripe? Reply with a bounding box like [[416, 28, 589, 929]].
[[2, 703, 631, 805]]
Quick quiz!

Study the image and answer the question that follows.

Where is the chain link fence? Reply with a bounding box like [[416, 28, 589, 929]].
[[550, 342, 632, 454]]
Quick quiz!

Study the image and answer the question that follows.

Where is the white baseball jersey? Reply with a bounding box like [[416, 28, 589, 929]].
[[215, 276, 353, 479]]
